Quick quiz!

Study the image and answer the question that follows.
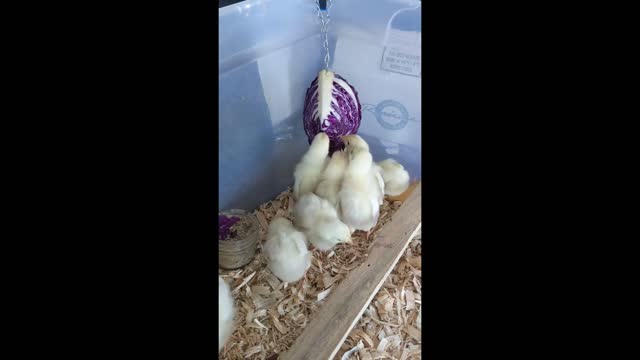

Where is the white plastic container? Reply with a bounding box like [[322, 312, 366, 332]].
[[219, 0, 421, 211]]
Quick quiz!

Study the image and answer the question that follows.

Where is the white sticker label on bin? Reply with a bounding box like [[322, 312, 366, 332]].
[[380, 47, 420, 77], [332, 33, 421, 147], [381, 24, 421, 77]]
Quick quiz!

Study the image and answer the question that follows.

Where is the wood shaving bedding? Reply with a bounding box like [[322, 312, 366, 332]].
[[219, 188, 421, 360], [335, 233, 422, 360]]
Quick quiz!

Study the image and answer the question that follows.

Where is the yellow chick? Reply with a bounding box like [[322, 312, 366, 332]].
[[218, 276, 235, 353], [293, 193, 351, 251], [377, 158, 410, 196], [263, 217, 311, 283], [293, 132, 330, 200], [315, 150, 348, 208]]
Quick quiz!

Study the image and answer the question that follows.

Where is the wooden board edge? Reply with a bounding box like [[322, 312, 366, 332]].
[[280, 183, 422, 360], [328, 222, 422, 360]]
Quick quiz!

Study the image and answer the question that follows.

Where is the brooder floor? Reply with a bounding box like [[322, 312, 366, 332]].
[[219, 188, 422, 360]]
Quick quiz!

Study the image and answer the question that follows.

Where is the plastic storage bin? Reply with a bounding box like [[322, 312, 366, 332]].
[[219, 0, 421, 211]]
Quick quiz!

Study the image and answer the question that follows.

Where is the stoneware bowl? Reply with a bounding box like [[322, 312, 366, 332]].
[[218, 209, 259, 270]]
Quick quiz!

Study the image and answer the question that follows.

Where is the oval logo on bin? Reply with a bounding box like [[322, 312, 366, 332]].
[[373, 100, 410, 130]]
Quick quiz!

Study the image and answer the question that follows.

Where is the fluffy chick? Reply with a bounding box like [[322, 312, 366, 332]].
[[218, 276, 235, 353], [338, 150, 381, 232], [293, 193, 351, 251], [292, 192, 335, 230], [377, 158, 411, 196], [263, 217, 311, 283], [315, 150, 348, 208], [306, 215, 352, 251], [372, 162, 386, 205], [293, 132, 330, 200], [342, 135, 385, 205], [341, 134, 370, 153]]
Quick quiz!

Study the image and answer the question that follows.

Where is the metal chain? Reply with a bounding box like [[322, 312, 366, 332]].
[[316, 0, 335, 70]]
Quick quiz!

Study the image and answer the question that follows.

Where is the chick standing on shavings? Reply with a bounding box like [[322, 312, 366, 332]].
[[314, 149, 348, 209], [341, 135, 384, 204], [218, 276, 235, 353], [263, 217, 311, 283], [293, 132, 330, 200], [377, 158, 411, 196], [338, 135, 383, 233], [293, 193, 351, 251]]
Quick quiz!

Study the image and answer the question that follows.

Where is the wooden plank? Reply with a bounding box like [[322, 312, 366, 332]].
[[280, 183, 422, 360]]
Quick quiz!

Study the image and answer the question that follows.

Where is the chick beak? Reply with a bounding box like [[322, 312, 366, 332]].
[[341, 135, 353, 148]]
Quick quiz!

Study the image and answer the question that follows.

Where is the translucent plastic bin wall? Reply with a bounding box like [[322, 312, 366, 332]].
[[219, 0, 421, 212]]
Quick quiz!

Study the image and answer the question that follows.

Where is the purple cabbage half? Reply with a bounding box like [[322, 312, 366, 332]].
[[303, 70, 362, 153], [218, 215, 240, 240]]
